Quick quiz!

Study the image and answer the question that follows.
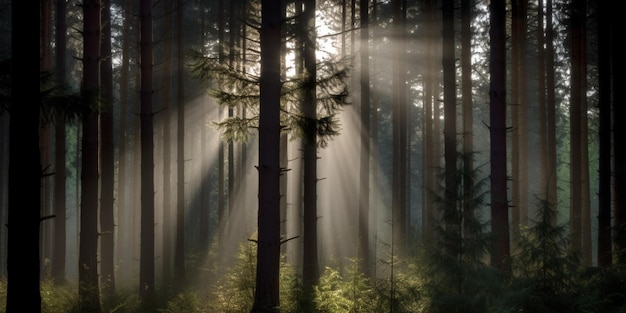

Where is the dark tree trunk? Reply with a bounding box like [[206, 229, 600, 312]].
[[545, 0, 557, 218], [510, 0, 529, 250], [568, 0, 585, 257], [52, 0, 67, 286], [392, 0, 407, 257], [6, 1, 42, 311], [422, 0, 436, 242], [461, 0, 473, 237], [174, 0, 187, 286], [40, 0, 53, 278], [442, 0, 457, 235], [359, 0, 371, 278], [100, 0, 116, 297], [161, 0, 174, 287], [250, 0, 282, 311], [489, 0, 510, 272], [596, 0, 612, 267], [139, 0, 156, 307], [78, 0, 102, 312], [302, 0, 320, 306], [116, 0, 132, 287], [612, 0, 626, 265], [218, 0, 226, 237], [537, 0, 549, 199]]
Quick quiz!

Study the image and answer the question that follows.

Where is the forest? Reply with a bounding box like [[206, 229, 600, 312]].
[[1, 0, 625, 312]]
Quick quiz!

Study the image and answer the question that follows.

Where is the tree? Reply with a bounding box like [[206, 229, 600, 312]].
[[174, 0, 187, 286], [391, 0, 407, 257], [301, 0, 320, 307], [358, 0, 371, 278], [568, 0, 587, 260], [442, 0, 457, 244], [612, 0, 626, 265], [596, 0, 612, 267], [488, 0, 510, 272], [421, 0, 437, 242], [52, 0, 68, 286], [510, 0, 529, 249], [78, 0, 103, 311], [139, 0, 156, 307], [116, 0, 132, 287], [545, 0, 558, 216], [100, 0, 116, 296], [161, 0, 174, 288], [250, 0, 282, 311], [461, 0, 474, 237], [6, 1, 42, 311]]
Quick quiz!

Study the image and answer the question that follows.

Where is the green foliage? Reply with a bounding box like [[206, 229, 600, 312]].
[[497, 198, 588, 313], [206, 240, 257, 312], [374, 261, 424, 313], [314, 258, 378, 313], [101, 287, 141, 313], [40, 279, 79, 313], [159, 291, 201, 313], [421, 153, 497, 313], [187, 43, 351, 148], [205, 239, 301, 313]]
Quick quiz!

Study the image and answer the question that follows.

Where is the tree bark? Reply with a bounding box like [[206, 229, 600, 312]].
[[251, 0, 282, 311], [174, 0, 187, 286], [461, 0, 474, 238], [392, 0, 407, 257], [568, 0, 585, 258], [611, 0, 626, 265], [359, 0, 371, 278], [161, 0, 174, 288], [139, 0, 156, 306], [489, 0, 510, 272], [7, 1, 42, 311], [52, 0, 68, 286], [596, 0, 612, 267], [302, 0, 320, 306], [78, 0, 102, 312], [100, 0, 117, 296]]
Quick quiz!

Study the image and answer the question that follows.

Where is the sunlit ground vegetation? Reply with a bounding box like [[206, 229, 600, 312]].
[[1, 246, 623, 312], [1, 199, 624, 313]]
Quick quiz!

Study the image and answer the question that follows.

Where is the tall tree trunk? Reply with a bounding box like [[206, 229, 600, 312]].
[[568, 0, 584, 258], [545, 0, 557, 222], [218, 0, 226, 239], [199, 1, 211, 251], [7, 1, 42, 311], [422, 0, 436, 242], [116, 0, 132, 287], [537, 0, 548, 200], [40, 0, 53, 279], [461, 0, 473, 237], [392, 0, 407, 257], [52, 0, 68, 286], [161, 0, 174, 288], [513, 0, 529, 247], [251, 0, 282, 311], [358, 0, 371, 278], [442, 0, 457, 235], [302, 0, 320, 306], [613, 0, 626, 265], [100, 0, 117, 296], [139, 0, 156, 307], [596, 0, 612, 267], [78, 1, 102, 311], [577, 1, 591, 265], [489, 0, 510, 273], [174, 0, 187, 286]]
